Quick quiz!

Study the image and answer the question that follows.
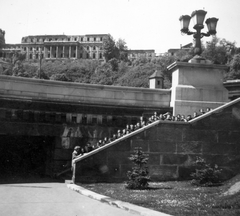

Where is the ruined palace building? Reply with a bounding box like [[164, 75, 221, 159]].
[[0, 30, 155, 61]]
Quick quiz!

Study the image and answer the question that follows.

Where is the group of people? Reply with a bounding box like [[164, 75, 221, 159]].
[[153, 107, 212, 122], [72, 107, 213, 160]]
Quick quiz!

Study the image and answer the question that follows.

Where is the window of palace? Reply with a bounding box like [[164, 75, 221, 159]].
[[87, 37, 90, 42], [93, 46, 96, 50], [93, 53, 95, 59]]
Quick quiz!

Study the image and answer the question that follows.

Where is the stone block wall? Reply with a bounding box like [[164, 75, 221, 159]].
[[75, 99, 240, 183]]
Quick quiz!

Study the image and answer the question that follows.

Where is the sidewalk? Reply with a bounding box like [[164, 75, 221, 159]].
[[0, 182, 140, 216], [67, 183, 172, 216]]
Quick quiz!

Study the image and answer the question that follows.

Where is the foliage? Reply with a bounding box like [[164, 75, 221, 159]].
[[126, 147, 150, 189], [116, 63, 155, 88], [201, 37, 236, 65], [191, 156, 222, 186], [50, 73, 71, 81], [108, 58, 119, 71], [91, 62, 118, 85], [225, 53, 240, 80], [175, 48, 195, 62], [102, 34, 119, 62], [116, 38, 128, 62]]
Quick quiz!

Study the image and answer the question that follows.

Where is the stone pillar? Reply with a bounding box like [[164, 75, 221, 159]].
[[50, 46, 52, 58], [56, 46, 58, 58], [76, 45, 78, 59], [26, 47, 29, 60], [63, 46, 65, 58], [69, 46, 71, 58], [167, 61, 229, 116]]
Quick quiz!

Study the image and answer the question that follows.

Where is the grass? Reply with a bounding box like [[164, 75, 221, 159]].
[[79, 177, 240, 216]]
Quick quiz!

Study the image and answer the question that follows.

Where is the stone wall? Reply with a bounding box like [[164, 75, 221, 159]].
[[75, 98, 240, 183], [0, 75, 171, 109], [0, 75, 171, 176]]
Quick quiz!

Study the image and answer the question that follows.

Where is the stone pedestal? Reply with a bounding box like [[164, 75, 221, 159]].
[[167, 61, 229, 116]]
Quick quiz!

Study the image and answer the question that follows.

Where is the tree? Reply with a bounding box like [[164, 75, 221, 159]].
[[116, 38, 128, 62], [126, 147, 150, 189], [102, 34, 119, 61], [201, 37, 236, 65], [191, 156, 222, 186], [226, 53, 240, 80]]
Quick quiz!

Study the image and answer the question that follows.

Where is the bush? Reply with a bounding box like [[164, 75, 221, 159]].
[[126, 147, 150, 189], [191, 156, 222, 186]]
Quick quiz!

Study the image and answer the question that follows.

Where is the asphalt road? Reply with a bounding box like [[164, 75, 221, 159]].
[[0, 182, 136, 216]]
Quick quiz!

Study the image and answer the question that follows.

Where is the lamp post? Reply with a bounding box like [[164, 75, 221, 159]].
[[179, 10, 218, 56]]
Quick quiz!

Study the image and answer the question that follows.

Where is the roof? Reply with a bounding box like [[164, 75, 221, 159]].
[[149, 70, 164, 79]]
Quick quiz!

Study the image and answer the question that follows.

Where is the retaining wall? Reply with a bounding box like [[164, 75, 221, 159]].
[[75, 98, 240, 182]]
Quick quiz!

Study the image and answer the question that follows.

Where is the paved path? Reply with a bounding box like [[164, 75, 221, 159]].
[[0, 182, 137, 216]]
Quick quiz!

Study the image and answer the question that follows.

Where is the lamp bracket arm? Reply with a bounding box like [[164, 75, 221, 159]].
[[186, 31, 195, 35], [200, 32, 211, 38]]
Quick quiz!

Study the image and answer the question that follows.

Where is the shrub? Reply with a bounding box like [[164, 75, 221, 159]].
[[126, 147, 150, 189], [191, 156, 222, 186]]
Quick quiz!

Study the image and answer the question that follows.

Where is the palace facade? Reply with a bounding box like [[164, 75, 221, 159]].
[[0, 33, 108, 60], [0, 29, 156, 62]]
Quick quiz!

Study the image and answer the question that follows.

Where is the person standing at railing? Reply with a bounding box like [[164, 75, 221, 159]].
[[71, 146, 81, 170]]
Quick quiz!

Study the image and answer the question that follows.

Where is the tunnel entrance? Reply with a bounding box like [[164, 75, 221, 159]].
[[0, 135, 55, 183]]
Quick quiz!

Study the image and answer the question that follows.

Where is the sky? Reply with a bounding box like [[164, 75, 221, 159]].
[[1, 0, 240, 54]]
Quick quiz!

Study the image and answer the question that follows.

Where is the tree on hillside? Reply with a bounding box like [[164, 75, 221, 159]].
[[103, 34, 119, 61], [116, 62, 156, 88], [91, 62, 119, 85], [201, 37, 236, 65], [175, 47, 195, 62], [226, 53, 240, 80], [116, 38, 128, 62]]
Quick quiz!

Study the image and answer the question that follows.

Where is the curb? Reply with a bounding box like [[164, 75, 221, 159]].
[[67, 183, 172, 216]]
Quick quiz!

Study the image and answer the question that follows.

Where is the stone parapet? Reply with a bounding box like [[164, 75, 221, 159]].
[[0, 75, 171, 109]]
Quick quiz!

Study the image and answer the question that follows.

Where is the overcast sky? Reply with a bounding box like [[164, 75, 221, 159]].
[[1, 0, 240, 54]]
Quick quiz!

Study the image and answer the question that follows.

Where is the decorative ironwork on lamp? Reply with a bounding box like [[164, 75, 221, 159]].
[[179, 10, 218, 56]]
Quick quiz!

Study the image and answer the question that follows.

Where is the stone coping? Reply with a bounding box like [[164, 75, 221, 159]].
[[0, 75, 170, 93], [73, 120, 186, 164], [167, 61, 228, 72], [67, 184, 172, 216], [189, 97, 240, 123]]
